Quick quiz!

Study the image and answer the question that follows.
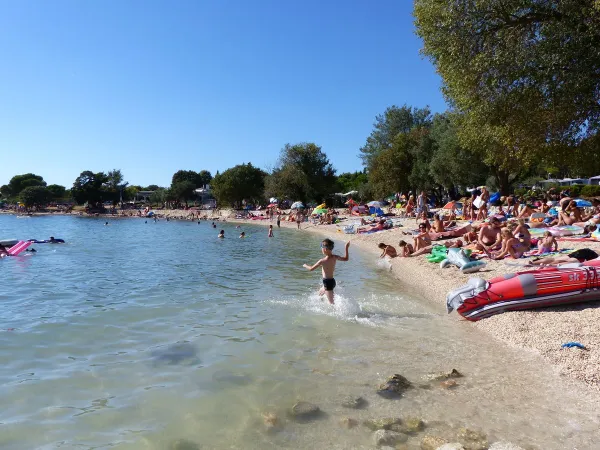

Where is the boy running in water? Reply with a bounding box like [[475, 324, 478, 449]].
[[303, 239, 350, 304]]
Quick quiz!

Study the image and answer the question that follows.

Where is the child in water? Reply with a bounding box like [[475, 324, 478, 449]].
[[218, 230, 225, 238], [303, 239, 350, 305], [268, 225, 274, 237]]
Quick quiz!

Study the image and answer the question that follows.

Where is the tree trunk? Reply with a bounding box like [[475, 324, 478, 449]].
[[493, 168, 511, 195]]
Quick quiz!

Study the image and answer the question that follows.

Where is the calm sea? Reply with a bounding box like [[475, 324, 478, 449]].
[[0, 215, 599, 449]]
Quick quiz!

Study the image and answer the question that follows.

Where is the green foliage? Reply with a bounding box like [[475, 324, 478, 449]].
[[581, 185, 600, 197], [19, 186, 51, 208], [198, 170, 213, 187], [336, 171, 368, 193], [124, 185, 141, 201], [414, 0, 600, 176], [71, 171, 109, 205], [144, 185, 161, 191], [212, 163, 266, 207], [265, 143, 336, 203], [4, 173, 46, 199], [171, 170, 211, 188], [46, 184, 66, 200], [569, 184, 585, 197], [169, 181, 196, 202], [150, 188, 167, 205]]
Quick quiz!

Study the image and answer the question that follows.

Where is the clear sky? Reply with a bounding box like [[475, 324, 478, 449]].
[[0, 0, 446, 189]]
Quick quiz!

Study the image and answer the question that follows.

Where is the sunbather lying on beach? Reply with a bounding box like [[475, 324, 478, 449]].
[[378, 243, 397, 258], [528, 248, 598, 266], [408, 239, 464, 257]]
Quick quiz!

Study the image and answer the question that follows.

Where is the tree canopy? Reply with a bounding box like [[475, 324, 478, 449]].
[[211, 163, 266, 207], [171, 170, 212, 188], [19, 186, 51, 208], [265, 143, 336, 203], [414, 0, 600, 180], [2, 173, 46, 199], [46, 184, 67, 200], [71, 171, 109, 206]]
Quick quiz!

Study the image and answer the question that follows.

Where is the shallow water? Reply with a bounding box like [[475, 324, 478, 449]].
[[1, 215, 599, 449]]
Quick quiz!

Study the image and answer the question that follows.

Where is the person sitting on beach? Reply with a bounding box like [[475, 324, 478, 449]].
[[513, 218, 532, 250], [489, 228, 528, 260], [531, 231, 558, 255], [556, 200, 583, 225], [378, 243, 398, 258], [432, 214, 445, 233], [218, 230, 225, 238], [417, 211, 431, 231], [581, 198, 600, 224], [413, 223, 432, 251], [302, 239, 350, 305], [529, 248, 598, 266], [475, 216, 503, 252], [398, 240, 414, 257], [517, 199, 536, 218]]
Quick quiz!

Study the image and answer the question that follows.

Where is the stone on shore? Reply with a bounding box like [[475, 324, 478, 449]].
[[440, 380, 458, 389], [289, 401, 321, 421], [341, 395, 367, 409], [436, 444, 465, 450], [373, 429, 408, 447], [364, 417, 402, 430], [421, 435, 448, 450], [377, 374, 413, 398]]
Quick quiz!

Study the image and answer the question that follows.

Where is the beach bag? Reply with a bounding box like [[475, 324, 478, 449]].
[[473, 196, 484, 209]]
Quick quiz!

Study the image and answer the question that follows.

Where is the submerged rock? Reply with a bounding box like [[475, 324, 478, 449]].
[[437, 444, 465, 450], [440, 380, 458, 389], [377, 374, 413, 398], [488, 442, 525, 450], [169, 439, 200, 450], [341, 395, 367, 409], [289, 401, 321, 421], [456, 428, 488, 450], [151, 342, 199, 366], [420, 435, 448, 450], [423, 369, 463, 382], [340, 417, 358, 429], [364, 417, 402, 431], [373, 429, 408, 447], [261, 412, 281, 432], [389, 416, 425, 434]]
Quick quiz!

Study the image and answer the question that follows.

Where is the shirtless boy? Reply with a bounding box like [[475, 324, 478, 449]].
[[303, 239, 350, 304]]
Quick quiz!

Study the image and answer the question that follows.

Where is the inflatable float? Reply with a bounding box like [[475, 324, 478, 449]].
[[0, 239, 19, 247], [528, 225, 584, 238], [447, 259, 600, 321], [28, 238, 65, 243]]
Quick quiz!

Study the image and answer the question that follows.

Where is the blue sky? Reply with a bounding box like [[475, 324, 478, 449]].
[[0, 0, 446, 189]]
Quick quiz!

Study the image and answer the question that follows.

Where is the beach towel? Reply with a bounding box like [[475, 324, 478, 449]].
[[8, 241, 31, 256]]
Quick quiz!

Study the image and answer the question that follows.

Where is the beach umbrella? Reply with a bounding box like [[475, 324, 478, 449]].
[[345, 198, 357, 206], [574, 199, 592, 207], [315, 203, 326, 209], [291, 201, 304, 209], [313, 208, 327, 215], [367, 201, 382, 208], [269, 197, 278, 204], [442, 201, 456, 209]]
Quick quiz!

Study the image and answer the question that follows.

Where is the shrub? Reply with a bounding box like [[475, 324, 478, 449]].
[[580, 185, 600, 198], [569, 184, 585, 197]]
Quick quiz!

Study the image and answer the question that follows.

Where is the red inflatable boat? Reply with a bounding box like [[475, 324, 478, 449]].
[[447, 259, 600, 321]]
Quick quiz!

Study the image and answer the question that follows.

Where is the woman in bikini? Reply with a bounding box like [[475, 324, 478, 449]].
[[557, 200, 583, 225], [413, 223, 432, 251], [490, 228, 528, 260]]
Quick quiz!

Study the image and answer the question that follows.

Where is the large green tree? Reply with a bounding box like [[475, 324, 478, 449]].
[[212, 163, 266, 207], [3, 173, 46, 199], [46, 184, 67, 201], [265, 143, 337, 204], [19, 186, 51, 208], [169, 181, 196, 204], [414, 0, 600, 190], [336, 171, 368, 194], [71, 171, 109, 206]]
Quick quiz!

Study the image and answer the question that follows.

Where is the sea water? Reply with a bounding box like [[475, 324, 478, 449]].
[[0, 215, 599, 449]]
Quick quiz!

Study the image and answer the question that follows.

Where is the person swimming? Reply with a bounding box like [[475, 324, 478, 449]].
[[239, 232, 246, 238], [218, 230, 225, 238]]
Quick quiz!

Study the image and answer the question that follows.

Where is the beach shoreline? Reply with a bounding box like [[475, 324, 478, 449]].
[[4, 207, 600, 390], [225, 212, 600, 391]]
